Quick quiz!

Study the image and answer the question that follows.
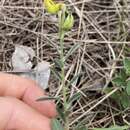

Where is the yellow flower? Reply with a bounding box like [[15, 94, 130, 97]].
[[44, 0, 64, 14], [62, 13, 74, 31]]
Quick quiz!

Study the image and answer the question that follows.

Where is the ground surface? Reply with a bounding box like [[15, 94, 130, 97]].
[[0, 0, 130, 129]]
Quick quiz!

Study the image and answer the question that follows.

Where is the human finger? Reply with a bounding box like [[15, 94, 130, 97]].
[[0, 97, 51, 130], [0, 73, 57, 118]]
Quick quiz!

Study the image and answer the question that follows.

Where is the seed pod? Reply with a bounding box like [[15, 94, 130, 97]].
[[44, 0, 63, 14], [62, 13, 74, 31]]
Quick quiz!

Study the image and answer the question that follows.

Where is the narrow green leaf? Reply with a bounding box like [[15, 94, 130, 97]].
[[54, 58, 63, 69], [68, 92, 81, 104], [56, 107, 66, 122], [92, 125, 129, 130], [67, 74, 81, 88], [65, 44, 80, 61], [123, 58, 130, 75], [126, 80, 130, 95], [51, 119, 64, 130], [36, 96, 58, 101], [76, 125, 87, 130], [51, 68, 62, 81], [75, 121, 88, 130], [66, 92, 81, 110]]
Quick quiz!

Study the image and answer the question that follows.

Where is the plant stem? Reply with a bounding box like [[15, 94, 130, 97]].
[[60, 28, 69, 130], [60, 31, 69, 130], [59, 8, 69, 130], [59, 31, 66, 107]]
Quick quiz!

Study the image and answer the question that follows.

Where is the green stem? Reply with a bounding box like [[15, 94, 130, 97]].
[[60, 31, 66, 107], [60, 31, 69, 130], [59, 8, 69, 130]]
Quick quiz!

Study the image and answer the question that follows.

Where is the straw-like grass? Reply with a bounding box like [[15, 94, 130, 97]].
[[0, 0, 130, 128]]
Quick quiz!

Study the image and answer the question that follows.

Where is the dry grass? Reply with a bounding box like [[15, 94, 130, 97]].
[[0, 0, 130, 129]]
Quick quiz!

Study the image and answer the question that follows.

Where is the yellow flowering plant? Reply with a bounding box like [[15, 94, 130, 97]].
[[43, 0, 74, 130]]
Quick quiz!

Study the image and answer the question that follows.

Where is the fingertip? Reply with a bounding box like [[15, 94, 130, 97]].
[[23, 85, 57, 118], [35, 100, 57, 118]]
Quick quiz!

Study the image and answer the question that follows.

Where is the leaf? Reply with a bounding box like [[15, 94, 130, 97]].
[[67, 74, 81, 88], [92, 125, 129, 130], [76, 125, 87, 130], [68, 92, 81, 104], [54, 58, 63, 69], [56, 107, 66, 122], [66, 92, 81, 110], [120, 91, 130, 108], [126, 80, 130, 95], [112, 69, 127, 88], [51, 68, 62, 81], [51, 119, 64, 130], [75, 120, 88, 130], [112, 76, 126, 88], [104, 88, 121, 106], [119, 69, 127, 80], [65, 44, 80, 61], [105, 88, 130, 109], [33, 61, 50, 89], [11, 45, 50, 90], [11, 45, 35, 70], [36, 96, 58, 101], [123, 58, 130, 75]]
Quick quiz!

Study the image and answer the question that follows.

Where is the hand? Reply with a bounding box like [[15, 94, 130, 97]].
[[0, 73, 57, 130]]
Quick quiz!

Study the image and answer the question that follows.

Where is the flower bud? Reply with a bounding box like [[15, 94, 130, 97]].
[[62, 13, 74, 31], [44, 0, 63, 14]]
